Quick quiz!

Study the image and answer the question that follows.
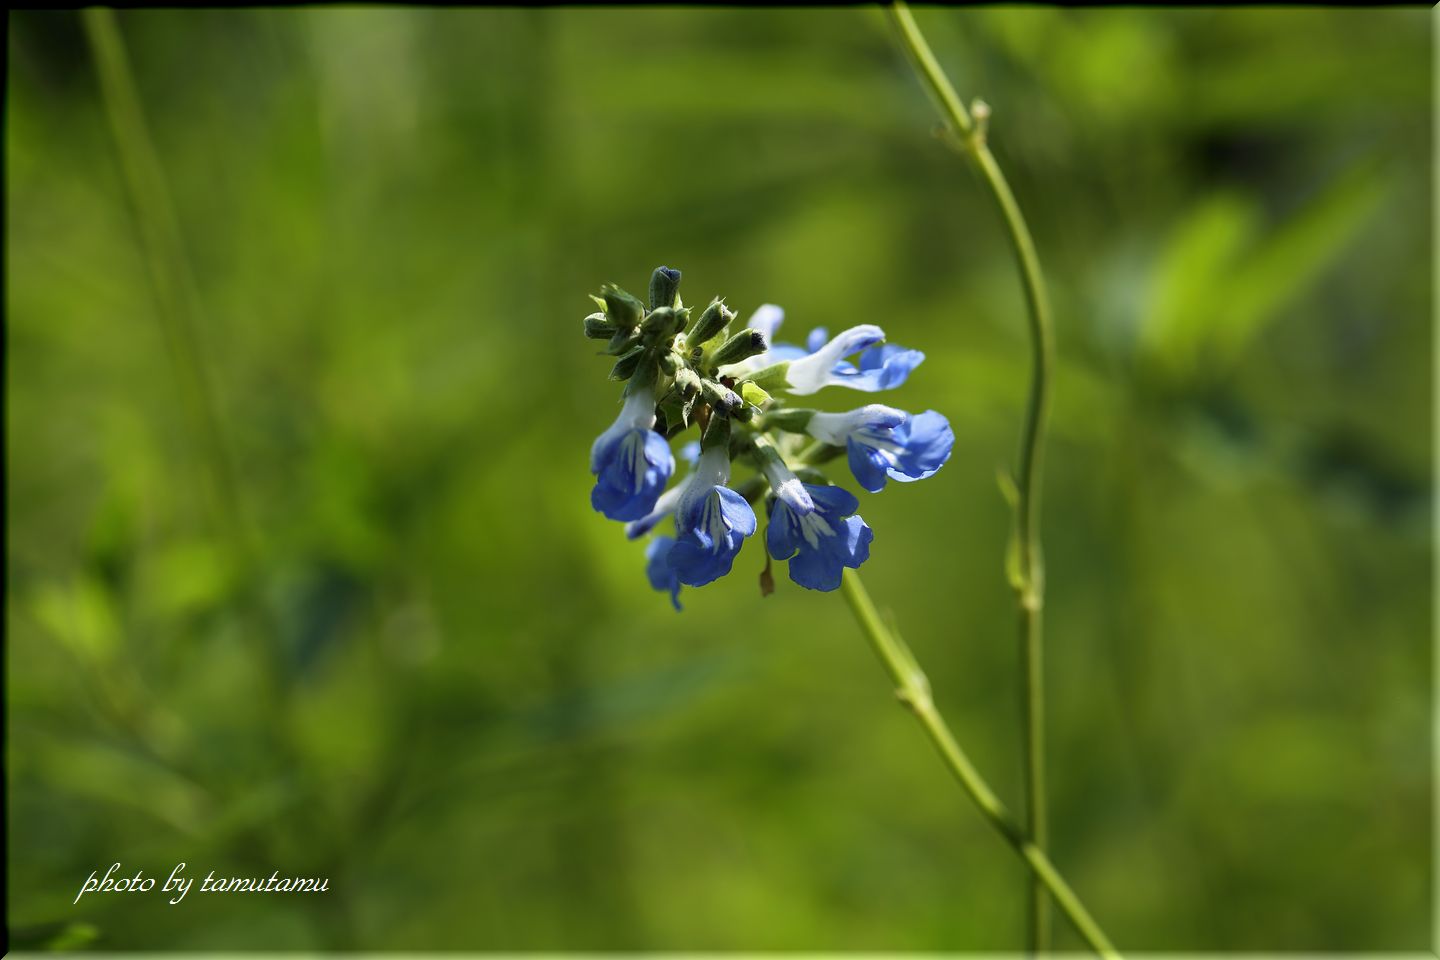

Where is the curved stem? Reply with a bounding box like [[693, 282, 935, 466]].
[[885, 3, 1055, 952], [840, 570, 1117, 959]]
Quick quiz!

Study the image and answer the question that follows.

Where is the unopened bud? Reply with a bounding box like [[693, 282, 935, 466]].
[[649, 266, 682, 311], [710, 329, 768, 368], [602, 285, 645, 331], [687, 298, 734, 346], [584, 312, 618, 339], [701, 378, 742, 414]]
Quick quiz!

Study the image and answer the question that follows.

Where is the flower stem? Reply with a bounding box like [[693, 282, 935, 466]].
[[840, 570, 1117, 958], [885, 3, 1055, 952]]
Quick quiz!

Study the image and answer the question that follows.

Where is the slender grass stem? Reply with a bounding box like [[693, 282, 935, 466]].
[[885, 2, 1056, 952], [840, 570, 1117, 959]]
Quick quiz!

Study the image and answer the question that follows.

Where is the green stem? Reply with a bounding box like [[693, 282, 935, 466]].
[[840, 570, 1117, 959], [885, 3, 1056, 952]]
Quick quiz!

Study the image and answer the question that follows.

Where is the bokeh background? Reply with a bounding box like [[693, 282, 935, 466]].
[[6, 7, 1432, 952]]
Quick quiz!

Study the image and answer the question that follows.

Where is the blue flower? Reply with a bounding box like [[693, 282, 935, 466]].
[[590, 386, 675, 521], [667, 446, 757, 587], [718, 309, 923, 395], [759, 451, 872, 591], [645, 536, 683, 610], [805, 405, 955, 493]]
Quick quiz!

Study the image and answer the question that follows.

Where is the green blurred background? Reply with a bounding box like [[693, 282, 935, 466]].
[[6, 6, 1432, 951]]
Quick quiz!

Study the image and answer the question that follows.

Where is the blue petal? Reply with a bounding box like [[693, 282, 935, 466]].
[[847, 438, 893, 493], [890, 410, 954, 482], [645, 536, 682, 610], [826, 344, 926, 392], [715, 486, 758, 537], [668, 528, 743, 587], [679, 440, 702, 468], [805, 326, 830, 353], [786, 516, 873, 591], [765, 498, 802, 561], [805, 482, 860, 519]]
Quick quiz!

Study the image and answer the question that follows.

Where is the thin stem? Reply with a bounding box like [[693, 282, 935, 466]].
[[886, 3, 1056, 952], [840, 570, 1118, 959]]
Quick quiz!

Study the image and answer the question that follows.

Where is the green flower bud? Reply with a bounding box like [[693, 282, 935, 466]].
[[640, 305, 673, 336], [701, 378, 743, 414], [687, 298, 734, 346], [710, 328, 769, 368], [583, 312, 618, 340], [674, 366, 702, 396], [602, 284, 645, 331], [649, 266, 682, 311]]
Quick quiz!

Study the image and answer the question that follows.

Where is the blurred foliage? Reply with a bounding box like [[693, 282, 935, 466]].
[[6, 7, 1431, 951]]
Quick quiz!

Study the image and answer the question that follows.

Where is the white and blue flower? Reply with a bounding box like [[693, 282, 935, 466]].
[[666, 445, 758, 587], [590, 386, 675, 521], [721, 307, 925, 396], [805, 404, 955, 493], [760, 453, 873, 592]]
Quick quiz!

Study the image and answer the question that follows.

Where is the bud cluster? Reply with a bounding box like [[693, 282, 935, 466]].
[[585, 266, 954, 610]]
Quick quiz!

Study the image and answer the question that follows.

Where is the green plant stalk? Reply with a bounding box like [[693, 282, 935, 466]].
[[841, 570, 1117, 959], [885, 2, 1056, 952]]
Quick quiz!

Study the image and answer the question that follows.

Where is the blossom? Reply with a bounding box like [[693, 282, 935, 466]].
[[720, 307, 924, 396], [666, 445, 757, 587], [590, 386, 674, 521], [785, 325, 925, 395], [760, 453, 873, 591], [645, 536, 683, 610], [804, 405, 955, 493]]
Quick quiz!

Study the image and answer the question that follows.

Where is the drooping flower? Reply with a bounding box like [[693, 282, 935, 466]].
[[759, 451, 873, 591], [590, 385, 675, 521], [667, 445, 757, 587], [804, 405, 955, 493], [645, 536, 683, 610]]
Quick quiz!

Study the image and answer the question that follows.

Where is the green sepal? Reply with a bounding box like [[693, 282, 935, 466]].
[[763, 407, 815, 433], [739, 381, 772, 408], [699, 408, 731, 451], [746, 361, 791, 393], [608, 345, 646, 381]]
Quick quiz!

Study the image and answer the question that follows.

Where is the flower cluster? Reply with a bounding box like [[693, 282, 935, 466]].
[[585, 266, 953, 609]]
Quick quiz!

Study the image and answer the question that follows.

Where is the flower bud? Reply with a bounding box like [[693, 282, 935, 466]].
[[687, 298, 734, 346], [710, 329, 769, 368], [674, 366, 702, 396], [649, 266, 682, 311], [641, 306, 678, 341], [602, 284, 645, 332], [701, 378, 743, 414], [584, 312, 618, 340]]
